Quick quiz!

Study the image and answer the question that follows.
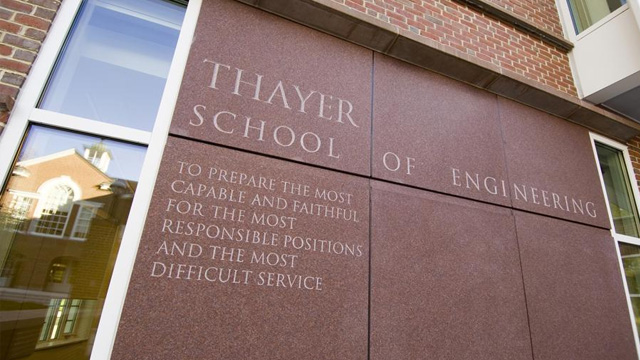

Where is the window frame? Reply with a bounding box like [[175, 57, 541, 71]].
[[29, 176, 81, 238], [37, 297, 87, 348], [6, 190, 37, 222], [70, 202, 100, 240], [556, 0, 630, 40], [0, 0, 202, 358], [590, 132, 640, 355]]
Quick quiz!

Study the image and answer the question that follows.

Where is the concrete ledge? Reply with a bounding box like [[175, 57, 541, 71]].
[[240, 0, 640, 142]]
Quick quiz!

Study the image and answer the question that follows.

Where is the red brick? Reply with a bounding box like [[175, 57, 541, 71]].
[[0, 0, 34, 14], [502, 62, 517, 72], [34, 6, 56, 20], [13, 48, 35, 62], [27, 0, 60, 10], [3, 33, 40, 50], [478, 27, 493, 37], [404, 6, 423, 18], [422, 29, 441, 41], [24, 27, 46, 41], [345, 1, 366, 13], [365, 2, 386, 14], [0, 44, 12, 56], [0, 19, 21, 33], [0, 111, 9, 125], [0, 8, 12, 20], [389, 17, 408, 29], [386, 10, 406, 22], [407, 18, 425, 30], [396, 7, 415, 19], [0, 58, 30, 73], [0, 83, 19, 98], [15, 13, 50, 30], [1, 72, 25, 86], [460, 18, 477, 30], [450, 42, 467, 52], [422, 2, 442, 15], [476, 52, 493, 62], [513, 62, 528, 72]]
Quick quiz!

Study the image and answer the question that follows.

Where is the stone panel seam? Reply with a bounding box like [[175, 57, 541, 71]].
[[367, 50, 374, 360], [494, 93, 514, 208], [367, 179, 373, 360], [510, 211, 537, 360]]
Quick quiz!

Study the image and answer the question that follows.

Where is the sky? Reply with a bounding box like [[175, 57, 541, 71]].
[[18, 125, 146, 181]]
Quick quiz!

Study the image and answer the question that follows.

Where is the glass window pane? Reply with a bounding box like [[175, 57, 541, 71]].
[[596, 142, 640, 237], [619, 243, 640, 329], [0, 125, 145, 359], [39, 0, 186, 131], [568, 0, 627, 33]]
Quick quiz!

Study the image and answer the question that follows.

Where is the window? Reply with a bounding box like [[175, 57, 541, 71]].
[[596, 142, 640, 236], [47, 259, 72, 284], [567, 0, 627, 33], [8, 193, 35, 220], [38, 298, 94, 348], [71, 204, 98, 239], [0, 0, 196, 358], [32, 183, 75, 237], [1, 191, 35, 231], [592, 134, 640, 349], [39, 0, 186, 131]]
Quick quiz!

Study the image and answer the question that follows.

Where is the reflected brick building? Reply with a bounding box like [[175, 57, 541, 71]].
[[0, 143, 135, 359]]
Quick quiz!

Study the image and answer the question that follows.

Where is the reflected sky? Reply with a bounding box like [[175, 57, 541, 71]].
[[38, 0, 185, 131], [18, 126, 146, 181]]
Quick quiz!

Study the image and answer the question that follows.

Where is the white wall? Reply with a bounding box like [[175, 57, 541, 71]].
[[567, 6, 640, 102]]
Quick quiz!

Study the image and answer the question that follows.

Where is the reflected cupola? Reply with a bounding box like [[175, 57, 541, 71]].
[[83, 141, 112, 173]]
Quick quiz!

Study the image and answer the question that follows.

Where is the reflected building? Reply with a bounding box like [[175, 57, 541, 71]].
[[0, 141, 136, 359]]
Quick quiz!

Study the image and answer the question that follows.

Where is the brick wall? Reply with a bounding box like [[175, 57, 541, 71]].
[[482, 0, 564, 38], [0, 0, 60, 135], [335, 0, 577, 96]]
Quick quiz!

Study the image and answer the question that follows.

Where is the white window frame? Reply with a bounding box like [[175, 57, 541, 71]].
[[590, 132, 640, 357], [0, 0, 202, 358], [7, 190, 38, 220], [30, 175, 81, 238], [70, 201, 101, 240], [556, 0, 630, 40]]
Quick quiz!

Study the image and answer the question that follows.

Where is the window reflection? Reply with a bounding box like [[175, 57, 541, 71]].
[[39, 0, 186, 131], [567, 0, 626, 33], [596, 142, 640, 237], [0, 126, 145, 359], [620, 243, 640, 329]]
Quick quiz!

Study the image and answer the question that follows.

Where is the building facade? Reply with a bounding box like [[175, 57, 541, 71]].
[[1, 0, 640, 359]]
